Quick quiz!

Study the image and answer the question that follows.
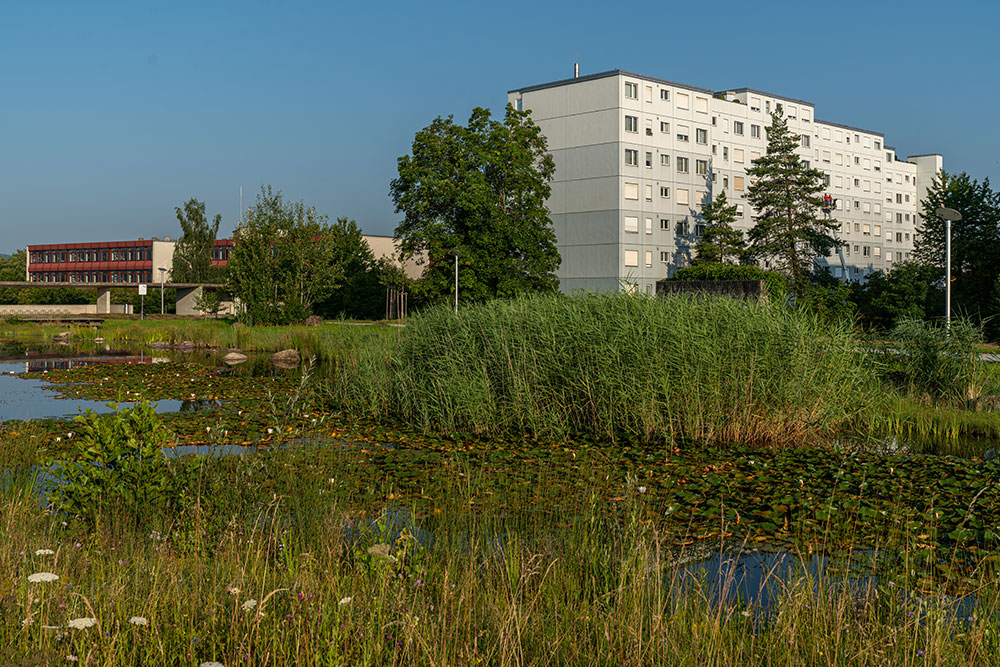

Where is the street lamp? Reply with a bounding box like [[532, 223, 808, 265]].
[[452, 251, 460, 315], [158, 267, 167, 315], [936, 206, 962, 329]]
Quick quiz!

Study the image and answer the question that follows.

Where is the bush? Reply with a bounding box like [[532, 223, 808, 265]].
[[670, 263, 787, 302], [888, 317, 984, 403], [48, 402, 177, 526]]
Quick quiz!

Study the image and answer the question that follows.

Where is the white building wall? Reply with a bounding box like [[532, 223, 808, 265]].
[[510, 70, 939, 292]]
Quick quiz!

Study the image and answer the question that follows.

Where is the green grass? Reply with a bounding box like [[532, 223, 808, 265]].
[[328, 293, 880, 447]]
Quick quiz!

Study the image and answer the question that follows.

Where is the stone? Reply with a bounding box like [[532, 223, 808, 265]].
[[93, 337, 105, 343], [223, 351, 248, 365], [303, 315, 323, 327], [52, 331, 71, 342], [270, 349, 301, 367]]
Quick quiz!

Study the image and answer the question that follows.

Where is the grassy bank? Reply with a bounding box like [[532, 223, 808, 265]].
[[329, 294, 879, 447]]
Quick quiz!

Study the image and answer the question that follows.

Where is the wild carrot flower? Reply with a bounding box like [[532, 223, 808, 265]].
[[241, 599, 258, 612], [67, 617, 98, 630], [128, 616, 148, 626], [199, 662, 225, 667], [339, 597, 352, 606], [27, 572, 59, 583], [34, 548, 55, 556]]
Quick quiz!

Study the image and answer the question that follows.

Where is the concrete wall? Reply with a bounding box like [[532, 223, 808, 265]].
[[151, 240, 176, 283], [362, 235, 425, 280], [0, 304, 128, 315], [656, 279, 768, 301]]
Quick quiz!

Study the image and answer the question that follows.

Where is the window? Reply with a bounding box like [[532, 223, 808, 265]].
[[660, 251, 669, 262], [734, 121, 744, 135], [677, 132, 689, 142], [736, 204, 744, 217], [696, 128, 708, 144], [723, 146, 729, 161], [625, 149, 639, 166], [676, 157, 689, 173], [625, 115, 638, 132], [645, 218, 653, 235], [625, 182, 639, 200], [863, 246, 871, 257], [800, 134, 810, 148], [863, 224, 871, 235], [625, 82, 638, 99], [660, 154, 670, 166], [645, 184, 653, 201], [645, 85, 653, 103], [695, 96, 708, 113], [645, 152, 653, 168], [645, 250, 653, 267], [874, 225, 881, 235], [874, 246, 881, 257], [675, 220, 689, 235], [896, 193, 902, 204], [855, 156, 860, 165], [624, 249, 639, 266], [677, 189, 689, 205], [695, 159, 708, 175], [660, 89, 669, 101], [660, 121, 670, 133], [733, 176, 744, 191], [660, 219, 669, 230], [723, 176, 729, 187], [733, 148, 745, 163], [660, 186, 670, 198], [624, 216, 639, 233], [854, 178, 860, 187], [751, 124, 761, 138], [712, 144, 717, 155], [676, 92, 690, 109]]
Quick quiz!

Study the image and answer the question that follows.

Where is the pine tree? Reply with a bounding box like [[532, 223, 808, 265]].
[[694, 190, 746, 265], [745, 109, 840, 295]]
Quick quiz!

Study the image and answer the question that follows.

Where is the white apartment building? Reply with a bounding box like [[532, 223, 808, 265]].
[[508, 69, 942, 293]]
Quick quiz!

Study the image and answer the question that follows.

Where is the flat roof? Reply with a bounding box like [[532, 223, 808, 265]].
[[907, 153, 943, 158], [509, 69, 716, 96], [721, 87, 814, 108], [814, 118, 885, 138]]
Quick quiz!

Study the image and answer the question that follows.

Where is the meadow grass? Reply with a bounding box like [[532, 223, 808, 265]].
[[328, 293, 880, 447], [2, 442, 999, 666]]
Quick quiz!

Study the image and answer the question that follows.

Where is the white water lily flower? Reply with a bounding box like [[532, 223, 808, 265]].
[[27, 572, 60, 583], [34, 548, 55, 556], [241, 599, 257, 612], [338, 596, 352, 606], [67, 617, 98, 630], [128, 616, 148, 626]]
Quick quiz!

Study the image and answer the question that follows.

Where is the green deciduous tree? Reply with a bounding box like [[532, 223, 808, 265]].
[[172, 199, 222, 283], [315, 218, 384, 320], [391, 104, 560, 303], [746, 110, 841, 296], [852, 261, 943, 330], [913, 171, 1000, 329], [227, 186, 346, 325], [694, 191, 746, 265]]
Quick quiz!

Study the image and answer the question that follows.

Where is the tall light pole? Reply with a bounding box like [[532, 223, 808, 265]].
[[453, 251, 460, 315], [158, 267, 167, 315], [936, 207, 962, 329]]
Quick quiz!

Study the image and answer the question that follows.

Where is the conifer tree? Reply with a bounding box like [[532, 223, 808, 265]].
[[745, 109, 840, 295], [694, 190, 745, 265]]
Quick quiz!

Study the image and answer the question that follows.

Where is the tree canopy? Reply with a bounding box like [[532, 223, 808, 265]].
[[912, 171, 1000, 327], [694, 190, 745, 265], [171, 199, 222, 283], [227, 186, 346, 325], [745, 109, 841, 295], [390, 104, 560, 303]]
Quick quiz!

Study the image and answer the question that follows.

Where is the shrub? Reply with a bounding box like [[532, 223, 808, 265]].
[[48, 402, 177, 526], [888, 317, 984, 403]]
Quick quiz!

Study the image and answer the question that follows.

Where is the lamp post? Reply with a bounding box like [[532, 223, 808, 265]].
[[452, 251, 460, 315], [158, 267, 167, 315], [936, 207, 962, 330]]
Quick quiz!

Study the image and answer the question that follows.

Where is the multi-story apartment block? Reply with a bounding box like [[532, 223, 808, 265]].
[[508, 69, 942, 293]]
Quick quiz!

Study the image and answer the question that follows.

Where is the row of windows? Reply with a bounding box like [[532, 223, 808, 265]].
[[30, 248, 152, 264], [29, 271, 155, 283], [211, 248, 232, 261]]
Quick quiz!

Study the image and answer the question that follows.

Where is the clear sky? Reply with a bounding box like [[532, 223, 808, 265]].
[[1, 0, 996, 254]]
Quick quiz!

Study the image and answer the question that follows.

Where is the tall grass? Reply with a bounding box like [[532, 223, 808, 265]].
[[330, 293, 879, 446]]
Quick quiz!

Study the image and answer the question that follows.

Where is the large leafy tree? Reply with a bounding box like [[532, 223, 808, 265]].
[[746, 110, 841, 296], [912, 171, 1000, 326], [694, 191, 745, 265], [171, 199, 222, 283], [228, 186, 347, 325], [851, 261, 943, 329], [390, 104, 560, 303]]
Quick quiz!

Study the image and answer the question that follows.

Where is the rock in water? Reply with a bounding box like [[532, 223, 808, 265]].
[[271, 349, 301, 367], [223, 351, 248, 365]]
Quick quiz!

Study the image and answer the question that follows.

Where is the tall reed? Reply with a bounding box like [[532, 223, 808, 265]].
[[330, 293, 879, 446]]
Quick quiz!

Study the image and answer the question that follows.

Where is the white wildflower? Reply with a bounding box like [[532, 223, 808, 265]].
[[637, 486, 647, 494], [27, 572, 60, 583], [266, 428, 274, 434], [22, 617, 34, 627], [128, 616, 148, 626], [338, 596, 352, 606], [226, 584, 241, 596], [199, 662, 225, 667], [241, 599, 257, 612], [34, 548, 55, 556], [67, 656, 79, 663], [741, 609, 752, 618], [67, 617, 97, 630], [367, 544, 391, 558]]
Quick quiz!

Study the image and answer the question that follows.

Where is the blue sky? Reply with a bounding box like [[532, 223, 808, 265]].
[[1, 0, 996, 253]]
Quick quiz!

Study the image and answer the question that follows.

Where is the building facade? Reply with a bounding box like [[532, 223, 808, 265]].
[[508, 70, 942, 293]]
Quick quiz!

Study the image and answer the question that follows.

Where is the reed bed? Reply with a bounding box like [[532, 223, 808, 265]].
[[330, 293, 879, 447]]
